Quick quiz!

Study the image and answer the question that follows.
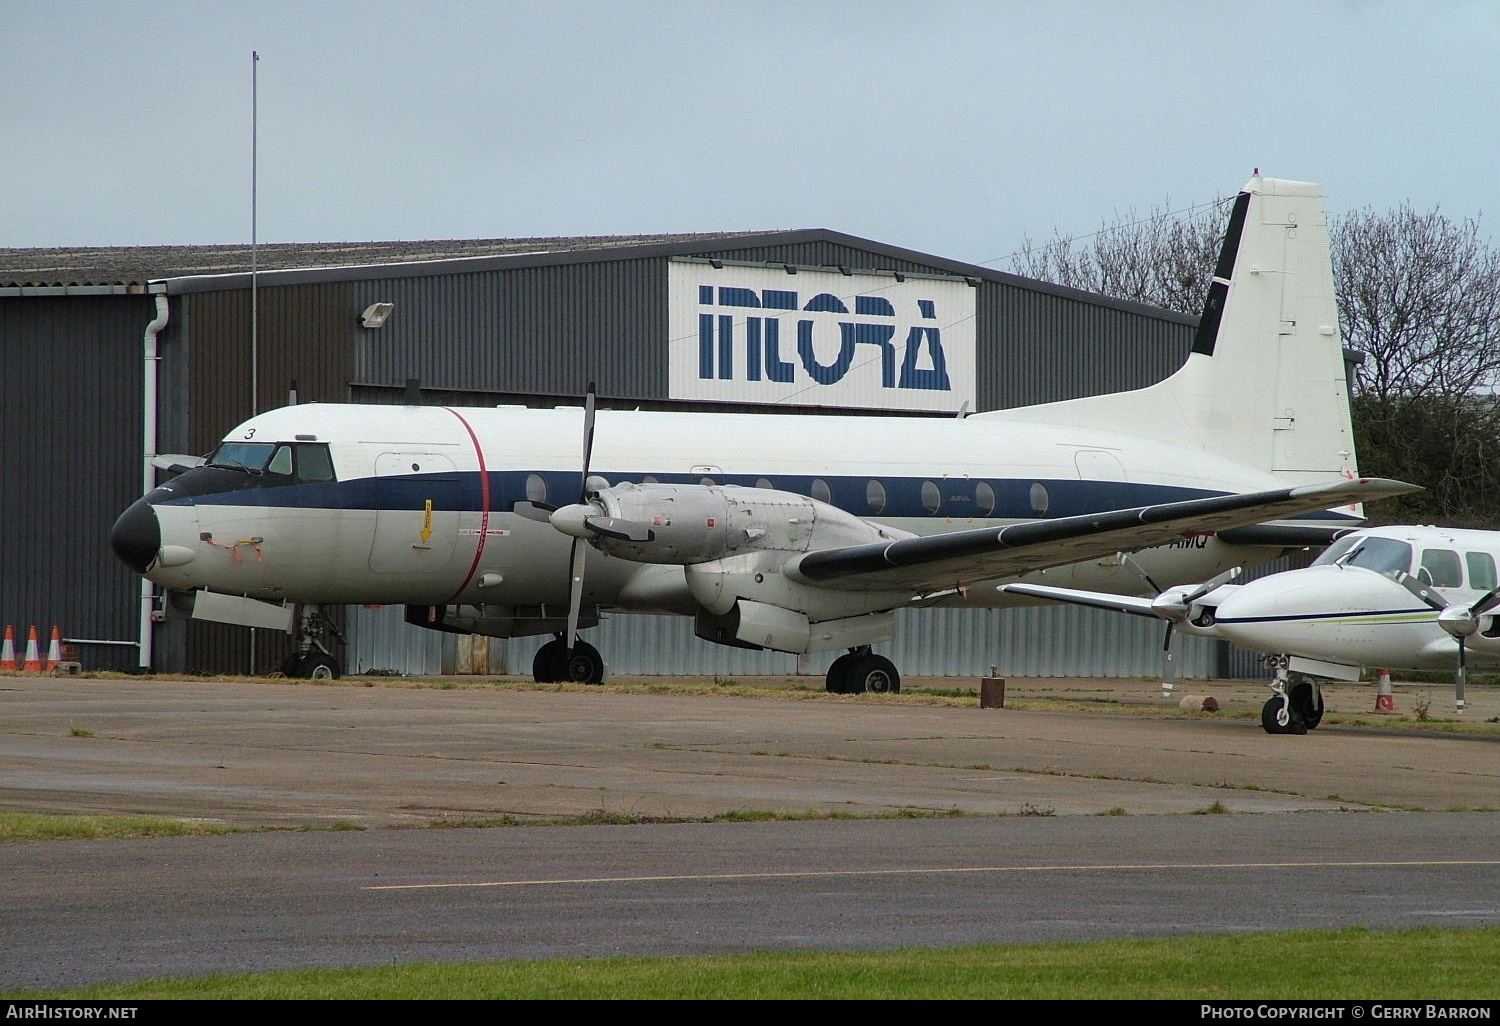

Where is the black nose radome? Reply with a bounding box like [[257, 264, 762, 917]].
[[110, 499, 161, 574]]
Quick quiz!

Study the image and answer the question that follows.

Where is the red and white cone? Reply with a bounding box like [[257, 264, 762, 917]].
[[22, 626, 42, 673], [45, 627, 62, 673], [1, 626, 15, 672], [1374, 668, 1395, 713]]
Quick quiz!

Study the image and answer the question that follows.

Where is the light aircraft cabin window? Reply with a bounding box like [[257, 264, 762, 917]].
[[866, 480, 886, 514], [975, 481, 997, 516], [811, 479, 832, 504], [1029, 482, 1050, 517], [1418, 549, 1464, 589], [1331, 536, 1413, 577], [921, 480, 942, 514], [525, 474, 547, 503], [1467, 551, 1498, 592]]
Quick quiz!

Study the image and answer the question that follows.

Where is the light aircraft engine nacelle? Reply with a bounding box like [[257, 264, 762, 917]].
[[549, 481, 910, 565]]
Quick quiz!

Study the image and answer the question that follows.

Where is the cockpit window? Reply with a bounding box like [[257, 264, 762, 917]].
[[267, 445, 295, 477], [206, 441, 336, 484], [210, 442, 276, 472], [1321, 536, 1414, 577], [1312, 536, 1360, 566]]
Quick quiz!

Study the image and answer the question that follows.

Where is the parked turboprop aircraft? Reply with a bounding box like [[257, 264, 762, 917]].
[[1001, 524, 1500, 734], [110, 175, 1415, 691]]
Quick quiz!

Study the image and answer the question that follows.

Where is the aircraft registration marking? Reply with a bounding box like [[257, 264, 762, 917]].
[[366, 859, 1500, 891]]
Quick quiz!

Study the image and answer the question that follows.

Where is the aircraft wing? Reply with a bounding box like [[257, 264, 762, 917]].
[[997, 583, 1163, 617], [786, 477, 1418, 593]]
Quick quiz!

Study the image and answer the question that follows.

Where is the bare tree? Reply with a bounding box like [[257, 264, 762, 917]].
[[1335, 205, 1500, 524], [1010, 197, 1232, 316], [1011, 198, 1500, 525]]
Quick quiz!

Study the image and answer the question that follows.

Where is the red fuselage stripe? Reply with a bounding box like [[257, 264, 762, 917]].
[[441, 407, 490, 604]]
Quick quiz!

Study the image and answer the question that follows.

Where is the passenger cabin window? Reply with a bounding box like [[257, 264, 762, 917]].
[[1418, 548, 1463, 588], [1467, 551, 1498, 592], [921, 480, 942, 515], [975, 481, 997, 517], [866, 480, 886, 515], [811, 479, 832, 504]]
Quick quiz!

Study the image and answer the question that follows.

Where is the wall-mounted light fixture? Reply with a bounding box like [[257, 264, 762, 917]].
[[359, 302, 395, 328]]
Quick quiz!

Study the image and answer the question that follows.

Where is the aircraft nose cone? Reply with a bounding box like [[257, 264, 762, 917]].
[[110, 499, 161, 574]]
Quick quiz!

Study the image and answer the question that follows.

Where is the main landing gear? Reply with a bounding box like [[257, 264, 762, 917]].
[[531, 634, 607, 684], [1261, 667, 1324, 735], [824, 646, 901, 695], [279, 603, 345, 680]]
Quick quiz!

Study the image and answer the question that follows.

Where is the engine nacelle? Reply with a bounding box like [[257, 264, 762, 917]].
[[581, 482, 907, 565]]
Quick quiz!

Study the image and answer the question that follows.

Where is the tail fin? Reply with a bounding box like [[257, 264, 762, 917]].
[[980, 175, 1358, 486]]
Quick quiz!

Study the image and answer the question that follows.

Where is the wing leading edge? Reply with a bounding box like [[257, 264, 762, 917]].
[[785, 478, 1418, 593]]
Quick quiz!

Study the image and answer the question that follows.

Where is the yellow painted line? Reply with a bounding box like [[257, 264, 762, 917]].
[[366, 859, 1500, 892]]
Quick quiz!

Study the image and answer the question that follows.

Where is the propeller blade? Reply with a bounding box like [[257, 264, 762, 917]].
[[1394, 571, 1446, 611], [1469, 586, 1500, 619], [1160, 621, 1177, 698], [511, 500, 558, 523], [565, 539, 587, 652], [1119, 553, 1163, 595], [584, 516, 656, 543], [577, 382, 597, 504], [1456, 637, 1469, 713], [1185, 566, 1242, 605]]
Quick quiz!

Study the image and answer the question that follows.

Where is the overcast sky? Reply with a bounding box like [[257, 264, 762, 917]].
[[4, 0, 1495, 268]]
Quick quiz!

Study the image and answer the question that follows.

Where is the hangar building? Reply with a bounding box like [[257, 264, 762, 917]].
[[0, 230, 1264, 679]]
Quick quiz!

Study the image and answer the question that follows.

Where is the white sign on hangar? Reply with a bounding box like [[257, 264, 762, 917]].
[[666, 260, 977, 413]]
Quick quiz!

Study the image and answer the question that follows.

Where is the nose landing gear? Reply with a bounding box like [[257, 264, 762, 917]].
[[279, 604, 345, 680]]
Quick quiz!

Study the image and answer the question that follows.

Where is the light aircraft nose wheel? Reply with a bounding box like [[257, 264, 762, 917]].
[[1260, 693, 1306, 735]]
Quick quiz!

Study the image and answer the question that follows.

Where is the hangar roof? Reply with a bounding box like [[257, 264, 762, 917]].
[[0, 232, 775, 288]]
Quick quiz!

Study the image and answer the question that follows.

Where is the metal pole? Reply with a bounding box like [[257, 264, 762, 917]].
[[250, 50, 259, 416]]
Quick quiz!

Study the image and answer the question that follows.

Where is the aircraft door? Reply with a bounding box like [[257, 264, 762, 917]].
[[369, 452, 462, 573]]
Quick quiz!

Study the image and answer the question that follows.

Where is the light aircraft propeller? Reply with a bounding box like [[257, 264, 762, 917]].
[[1120, 555, 1240, 696], [1393, 574, 1500, 712]]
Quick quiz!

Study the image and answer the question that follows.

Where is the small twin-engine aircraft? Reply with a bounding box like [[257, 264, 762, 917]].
[[110, 176, 1416, 691], [1002, 524, 1500, 734]]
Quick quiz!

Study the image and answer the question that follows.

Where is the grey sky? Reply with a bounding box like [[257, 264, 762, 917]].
[[4, 0, 1495, 267]]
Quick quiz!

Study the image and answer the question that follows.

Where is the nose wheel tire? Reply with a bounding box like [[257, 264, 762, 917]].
[[1261, 693, 1306, 735], [281, 651, 341, 680], [1288, 681, 1324, 730]]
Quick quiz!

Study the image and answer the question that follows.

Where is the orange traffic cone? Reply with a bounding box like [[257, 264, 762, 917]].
[[22, 626, 42, 673], [1, 625, 15, 671], [45, 627, 62, 673], [1374, 668, 1395, 713]]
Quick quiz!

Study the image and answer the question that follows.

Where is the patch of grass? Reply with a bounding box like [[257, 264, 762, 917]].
[[1016, 803, 1055, 817], [12, 926, 1497, 1000], [1095, 807, 1128, 816], [0, 812, 243, 842], [68, 726, 95, 738], [1192, 801, 1231, 815]]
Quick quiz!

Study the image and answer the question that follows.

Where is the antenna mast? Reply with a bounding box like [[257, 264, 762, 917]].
[[250, 50, 260, 416]]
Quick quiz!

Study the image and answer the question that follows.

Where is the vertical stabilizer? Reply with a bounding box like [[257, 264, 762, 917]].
[[981, 176, 1358, 486]]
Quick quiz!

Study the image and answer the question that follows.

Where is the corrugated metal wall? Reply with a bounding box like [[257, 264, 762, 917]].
[[0, 293, 154, 670], [346, 603, 1220, 681], [175, 281, 357, 673]]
